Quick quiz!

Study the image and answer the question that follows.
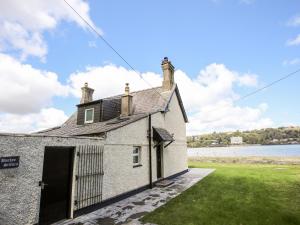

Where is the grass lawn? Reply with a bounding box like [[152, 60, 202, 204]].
[[141, 162, 300, 225]]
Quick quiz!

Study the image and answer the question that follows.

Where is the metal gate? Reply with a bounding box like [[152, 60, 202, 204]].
[[75, 145, 104, 210]]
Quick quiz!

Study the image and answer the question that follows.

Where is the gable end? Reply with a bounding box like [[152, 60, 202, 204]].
[[164, 85, 188, 123]]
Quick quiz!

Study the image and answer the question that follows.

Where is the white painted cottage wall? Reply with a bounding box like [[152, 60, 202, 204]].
[[150, 92, 187, 178], [102, 91, 187, 201], [163, 92, 188, 177], [102, 117, 150, 201]]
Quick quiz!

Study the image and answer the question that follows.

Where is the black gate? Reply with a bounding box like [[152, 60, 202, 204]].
[[75, 145, 104, 210]]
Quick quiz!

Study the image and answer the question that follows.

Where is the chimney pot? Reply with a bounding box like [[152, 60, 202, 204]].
[[125, 83, 130, 95]]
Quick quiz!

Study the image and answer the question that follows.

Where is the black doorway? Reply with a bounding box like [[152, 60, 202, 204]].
[[39, 147, 74, 225], [156, 145, 162, 179]]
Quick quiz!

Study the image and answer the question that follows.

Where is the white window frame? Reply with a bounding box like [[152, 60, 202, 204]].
[[133, 146, 141, 166], [84, 108, 94, 124]]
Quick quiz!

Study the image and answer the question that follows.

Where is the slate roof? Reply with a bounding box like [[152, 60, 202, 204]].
[[36, 85, 188, 136], [153, 127, 174, 142]]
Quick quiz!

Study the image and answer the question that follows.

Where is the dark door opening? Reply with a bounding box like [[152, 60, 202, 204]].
[[156, 145, 162, 179], [39, 146, 74, 225]]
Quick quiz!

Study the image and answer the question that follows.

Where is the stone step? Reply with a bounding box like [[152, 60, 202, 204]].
[[155, 179, 174, 187]]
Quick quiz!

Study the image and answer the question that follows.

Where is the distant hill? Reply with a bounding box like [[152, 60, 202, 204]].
[[187, 126, 300, 148]]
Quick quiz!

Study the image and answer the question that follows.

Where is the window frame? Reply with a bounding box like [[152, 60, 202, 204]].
[[132, 146, 142, 167], [84, 108, 94, 124]]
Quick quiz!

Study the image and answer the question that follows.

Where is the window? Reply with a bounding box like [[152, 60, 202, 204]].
[[84, 108, 94, 123], [133, 146, 141, 167]]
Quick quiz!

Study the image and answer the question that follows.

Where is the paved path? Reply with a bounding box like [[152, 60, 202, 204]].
[[55, 168, 214, 225]]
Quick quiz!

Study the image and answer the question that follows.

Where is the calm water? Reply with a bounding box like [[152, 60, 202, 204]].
[[188, 145, 300, 157]]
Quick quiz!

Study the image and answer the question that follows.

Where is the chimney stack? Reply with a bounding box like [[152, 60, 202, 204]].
[[121, 83, 133, 116], [80, 82, 94, 104], [161, 57, 175, 91]]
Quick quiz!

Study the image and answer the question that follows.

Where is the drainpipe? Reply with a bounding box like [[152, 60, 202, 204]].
[[148, 114, 153, 188]]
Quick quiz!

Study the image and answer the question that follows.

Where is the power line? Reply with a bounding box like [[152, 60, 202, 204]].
[[63, 0, 167, 102], [63, 0, 300, 115], [237, 68, 300, 102], [196, 67, 300, 123]]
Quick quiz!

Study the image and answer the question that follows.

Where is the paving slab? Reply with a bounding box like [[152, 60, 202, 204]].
[[54, 168, 214, 225]]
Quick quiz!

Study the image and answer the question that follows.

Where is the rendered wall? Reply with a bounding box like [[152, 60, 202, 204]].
[[103, 117, 150, 201], [102, 92, 188, 200], [0, 134, 102, 225], [0, 91, 188, 225], [150, 93, 187, 178], [163, 92, 188, 177]]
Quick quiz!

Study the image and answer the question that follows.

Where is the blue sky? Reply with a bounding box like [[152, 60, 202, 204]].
[[0, 0, 299, 134]]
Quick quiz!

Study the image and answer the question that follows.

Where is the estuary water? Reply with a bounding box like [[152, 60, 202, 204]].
[[188, 144, 300, 157]]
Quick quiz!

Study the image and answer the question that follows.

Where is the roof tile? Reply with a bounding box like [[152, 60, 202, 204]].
[[35, 86, 176, 136]]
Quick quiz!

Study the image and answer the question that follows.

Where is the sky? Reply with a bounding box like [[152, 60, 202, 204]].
[[0, 0, 299, 135]]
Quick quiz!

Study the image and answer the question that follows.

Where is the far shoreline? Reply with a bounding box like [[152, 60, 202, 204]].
[[188, 143, 300, 148], [189, 156, 300, 165]]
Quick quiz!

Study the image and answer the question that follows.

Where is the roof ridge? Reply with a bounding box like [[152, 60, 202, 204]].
[[130, 85, 162, 94], [34, 125, 61, 134], [35, 84, 188, 136], [104, 85, 162, 98], [81, 86, 163, 104]]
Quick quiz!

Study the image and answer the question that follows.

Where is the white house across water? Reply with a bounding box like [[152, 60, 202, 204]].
[[0, 57, 188, 225], [230, 136, 243, 145]]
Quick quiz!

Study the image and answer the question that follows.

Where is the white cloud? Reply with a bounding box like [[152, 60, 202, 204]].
[[68, 63, 271, 135], [68, 64, 162, 99], [187, 102, 273, 135], [0, 53, 69, 114], [0, 21, 47, 61], [175, 64, 272, 134], [175, 64, 258, 112], [286, 34, 300, 46], [237, 73, 258, 86], [0, 0, 100, 60], [0, 53, 271, 134], [283, 58, 300, 66], [287, 15, 300, 27], [0, 108, 68, 133]]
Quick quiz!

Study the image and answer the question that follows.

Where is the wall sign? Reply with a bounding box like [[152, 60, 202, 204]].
[[0, 156, 20, 169]]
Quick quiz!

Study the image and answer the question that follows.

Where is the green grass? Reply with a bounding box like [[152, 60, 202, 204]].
[[141, 162, 300, 225]]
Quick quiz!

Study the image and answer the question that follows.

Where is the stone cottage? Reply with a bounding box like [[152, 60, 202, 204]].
[[0, 57, 188, 225]]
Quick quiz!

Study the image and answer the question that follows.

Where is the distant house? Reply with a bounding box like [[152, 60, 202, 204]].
[[230, 136, 243, 145], [0, 57, 188, 225], [271, 138, 279, 143], [210, 140, 219, 145]]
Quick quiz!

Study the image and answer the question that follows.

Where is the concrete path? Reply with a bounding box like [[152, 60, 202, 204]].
[[55, 168, 214, 225]]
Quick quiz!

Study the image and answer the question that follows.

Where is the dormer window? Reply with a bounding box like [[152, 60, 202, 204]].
[[84, 108, 94, 123]]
